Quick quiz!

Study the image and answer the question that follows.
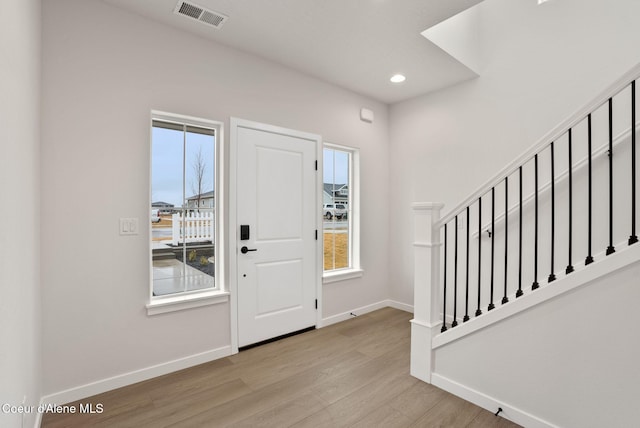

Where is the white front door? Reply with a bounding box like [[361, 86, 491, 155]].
[[233, 119, 320, 348]]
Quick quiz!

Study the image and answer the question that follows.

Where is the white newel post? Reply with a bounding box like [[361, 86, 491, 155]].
[[410, 202, 444, 383]]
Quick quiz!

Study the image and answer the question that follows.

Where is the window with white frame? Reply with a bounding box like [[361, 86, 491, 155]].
[[150, 113, 220, 299], [323, 144, 359, 276]]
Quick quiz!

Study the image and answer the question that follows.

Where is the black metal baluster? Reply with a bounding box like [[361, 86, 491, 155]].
[[549, 142, 557, 282], [586, 115, 594, 265], [464, 206, 470, 322], [566, 129, 575, 274], [452, 215, 459, 327], [532, 154, 540, 289], [630, 80, 638, 245], [441, 223, 448, 333], [476, 197, 483, 317], [489, 187, 496, 311], [502, 177, 509, 305], [607, 98, 616, 255], [517, 166, 524, 298]]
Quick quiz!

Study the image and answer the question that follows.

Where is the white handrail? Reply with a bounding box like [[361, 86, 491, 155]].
[[437, 62, 640, 228]]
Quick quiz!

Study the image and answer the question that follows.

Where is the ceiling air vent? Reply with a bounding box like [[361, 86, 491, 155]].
[[174, 1, 228, 29]]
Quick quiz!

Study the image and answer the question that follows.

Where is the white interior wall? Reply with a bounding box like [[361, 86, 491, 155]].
[[434, 259, 640, 428], [0, 0, 42, 426], [41, 0, 389, 398], [389, 0, 640, 306]]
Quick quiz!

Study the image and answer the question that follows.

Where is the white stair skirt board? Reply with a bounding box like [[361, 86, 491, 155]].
[[321, 300, 413, 327], [40, 346, 232, 408], [431, 374, 560, 428]]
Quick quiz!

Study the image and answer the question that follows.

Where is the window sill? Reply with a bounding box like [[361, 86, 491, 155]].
[[146, 290, 229, 316], [323, 268, 364, 284]]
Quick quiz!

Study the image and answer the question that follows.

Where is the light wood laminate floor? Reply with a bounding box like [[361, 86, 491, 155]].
[[42, 308, 521, 427]]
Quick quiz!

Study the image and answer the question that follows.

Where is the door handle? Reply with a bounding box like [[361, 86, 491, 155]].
[[241, 246, 258, 254]]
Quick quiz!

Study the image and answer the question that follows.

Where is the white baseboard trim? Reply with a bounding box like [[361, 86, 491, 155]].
[[320, 299, 413, 327], [39, 345, 233, 408], [386, 299, 413, 313], [432, 373, 559, 428]]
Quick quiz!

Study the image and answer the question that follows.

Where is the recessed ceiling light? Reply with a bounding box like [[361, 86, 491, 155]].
[[390, 74, 406, 83]]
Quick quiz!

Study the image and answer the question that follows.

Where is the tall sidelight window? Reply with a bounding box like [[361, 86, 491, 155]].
[[150, 113, 219, 298], [323, 144, 359, 275]]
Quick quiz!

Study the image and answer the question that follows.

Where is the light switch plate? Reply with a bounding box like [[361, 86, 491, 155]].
[[120, 218, 139, 235]]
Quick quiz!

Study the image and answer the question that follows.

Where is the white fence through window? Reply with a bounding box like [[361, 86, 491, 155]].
[[172, 211, 214, 245]]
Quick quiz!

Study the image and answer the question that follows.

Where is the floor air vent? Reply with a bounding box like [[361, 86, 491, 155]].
[[174, 1, 228, 29]]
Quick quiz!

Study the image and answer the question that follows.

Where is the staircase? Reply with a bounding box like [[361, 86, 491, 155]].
[[410, 64, 640, 428]]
